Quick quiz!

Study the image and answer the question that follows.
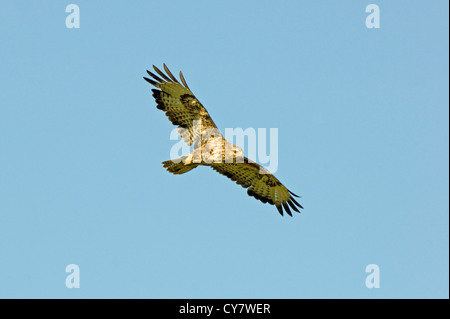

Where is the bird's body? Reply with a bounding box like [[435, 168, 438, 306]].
[[184, 137, 243, 163], [144, 64, 303, 216]]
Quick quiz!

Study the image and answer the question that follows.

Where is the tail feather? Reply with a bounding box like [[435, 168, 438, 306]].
[[162, 157, 198, 175]]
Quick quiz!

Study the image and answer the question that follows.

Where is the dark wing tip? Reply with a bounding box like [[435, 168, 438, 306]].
[[288, 190, 301, 198], [287, 199, 300, 213], [143, 77, 157, 86], [153, 65, 172, 82], [282, 202, 293, 217], [290, 196, 304, 209], [179, 70, 191, 90], [163, 63, 180, 83], [276, 205, 283, 216], [146, 70, 164, 83]]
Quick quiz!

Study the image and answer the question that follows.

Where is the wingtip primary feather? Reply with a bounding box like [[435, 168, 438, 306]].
[[179, 70, 191, 90], [290, 196, 304, 209], [153, 65, 172, 82], [282, 202, 293, 217], [276, 205, 283, 216], [163, 63, 180, 83], [288, 190, 301, 198], [143, 77, 157, 86], [146, 70, 164, 83], [287, 199, 300, 213]]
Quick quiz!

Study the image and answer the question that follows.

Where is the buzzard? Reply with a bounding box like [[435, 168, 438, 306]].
[[143, 64, 303, 216]]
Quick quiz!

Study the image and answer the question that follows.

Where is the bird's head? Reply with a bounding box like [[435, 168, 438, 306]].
[[232, 145, 244, 161]]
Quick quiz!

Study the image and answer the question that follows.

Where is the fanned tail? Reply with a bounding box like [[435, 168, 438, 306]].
[[162, 157, 198, 175]]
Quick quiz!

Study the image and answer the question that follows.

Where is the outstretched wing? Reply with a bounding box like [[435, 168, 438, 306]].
[[210, 158, 303, 216], [143, 64, 219, 146]]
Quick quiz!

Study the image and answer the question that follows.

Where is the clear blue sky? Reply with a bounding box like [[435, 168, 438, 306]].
[[0, 1, 448, 298]]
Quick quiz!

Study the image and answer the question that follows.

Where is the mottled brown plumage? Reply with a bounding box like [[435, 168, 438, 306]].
[[144, 64, 303, 216]]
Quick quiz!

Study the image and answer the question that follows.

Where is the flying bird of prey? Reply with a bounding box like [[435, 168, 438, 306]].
[[143, 64, 303, 216]]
